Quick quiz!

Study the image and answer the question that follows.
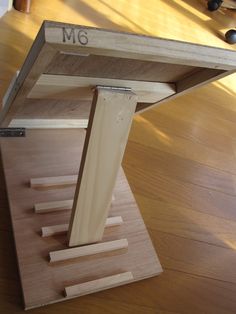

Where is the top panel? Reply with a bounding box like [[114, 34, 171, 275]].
[[0, 21, 236, 128]]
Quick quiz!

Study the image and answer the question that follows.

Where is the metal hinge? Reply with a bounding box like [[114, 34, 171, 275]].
[[0, 128, 25, 137]]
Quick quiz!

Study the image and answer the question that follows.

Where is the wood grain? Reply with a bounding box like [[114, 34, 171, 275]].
[[68, 88, 137, 246], [50, 239, 128, 263], [65, 272, 134, 298], [0, 129, 162, 309], [28, 74, 176, 103], [42, 216, 123, 237], [1, 0, 236, 313]]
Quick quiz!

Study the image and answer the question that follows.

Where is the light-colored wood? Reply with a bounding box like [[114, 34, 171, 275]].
[[0, 26, 57, 127], [68, 87, 137, 247], [28, 74, 176, 103], [0, 20, 235, 127], [45, 21, 236, 70], [49, 238, 128, 263], [0, 129, 162, 309], [64, 272, 134, 298], [10, 118, 88, 129], [41, 216, 123, 237], [1, 1, 236, 313], [30, 175, 77, 189], [35, 199, 73, 213], [35, 195, 115, 213]]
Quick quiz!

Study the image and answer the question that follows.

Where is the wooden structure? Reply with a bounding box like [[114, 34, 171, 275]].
[[0, 21, 236, 309]]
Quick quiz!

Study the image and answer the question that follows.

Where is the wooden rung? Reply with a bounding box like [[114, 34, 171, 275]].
[[41, 216, 123, 237], [34, 199, 73, 214], [49, 238, 128, 263], [35, 195, 116, 214], [65, 271, 134, 298], [30, 175, 78, 189]]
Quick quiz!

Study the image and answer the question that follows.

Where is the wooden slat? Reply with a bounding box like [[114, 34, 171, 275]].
[[34, 199, 73, 213], [68, 87, 137, 247], [9, 118, 88, 129], [64, 272, 134, 298], [28, 74, 176, 103], [136, 69, 232, 114], [35, 195, 115, 213], [49, 238, 128, 262], [30, 175, 77, 189], [41, 216, 123, 237]]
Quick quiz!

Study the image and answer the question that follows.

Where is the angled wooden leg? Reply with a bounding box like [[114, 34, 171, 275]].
[[68, 87, 137, 247]]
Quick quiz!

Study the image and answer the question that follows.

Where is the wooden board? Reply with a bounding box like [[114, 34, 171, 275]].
[[0, 20, 236, 128], [0, 129, 162, 309], [68, 88, 137, 246]]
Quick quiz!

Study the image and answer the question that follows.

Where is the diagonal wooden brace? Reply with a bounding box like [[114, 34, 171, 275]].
[[68, 86, 138, 247]]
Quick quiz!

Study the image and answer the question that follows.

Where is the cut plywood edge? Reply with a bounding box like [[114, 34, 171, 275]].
[[64, 271, 134, 298], [42, 216, 123, 237], [28, 74, 176, 103], [49, 238, 128, 262]]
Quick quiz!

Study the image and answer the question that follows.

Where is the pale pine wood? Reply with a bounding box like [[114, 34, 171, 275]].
[[30, 175, 77, 189], [68, 88, 137, 247], [45, 21, 236, 70], [35, 195, 116, 213], [34, 199, 73, 213], [9, 118, 89, 129], [28, 74, 176, 103], [64, 272, 134, 298], [41, 216, 123, 237], [0, 21, 236, 127], [49, 238, 128, 263]]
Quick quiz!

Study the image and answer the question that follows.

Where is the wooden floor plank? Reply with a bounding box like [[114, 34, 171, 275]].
[[124, 146, 236, 221], [126, 141, 236, 196], [150, 230, 236, 284], [136, 195, 236, 250]]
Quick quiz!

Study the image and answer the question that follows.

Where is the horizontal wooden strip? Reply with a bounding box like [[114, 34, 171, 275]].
[[64, 271, 134, 298], [49, 238, 128, 263], [30, 175, 77, 188], [28, 74, 176, 104], [9, 118, 88, 129], [35, 195, 115, 214], [34, 199, 73, 213], [41, 216, 123, 237]]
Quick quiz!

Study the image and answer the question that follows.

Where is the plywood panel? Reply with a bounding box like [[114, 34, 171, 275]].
[[0, 129, 162, 309], [46, 53, 199, 82]]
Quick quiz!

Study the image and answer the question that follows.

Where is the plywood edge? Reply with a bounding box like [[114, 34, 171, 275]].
[[64, 271, 134, 298], [0, 23, 48, 127], [136, 68, 234, 114], [44, 20, 236, 70], [49, 238, 128, 262]]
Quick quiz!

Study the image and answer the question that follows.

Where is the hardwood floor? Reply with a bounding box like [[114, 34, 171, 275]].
[[0, 0, 236, 313]]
